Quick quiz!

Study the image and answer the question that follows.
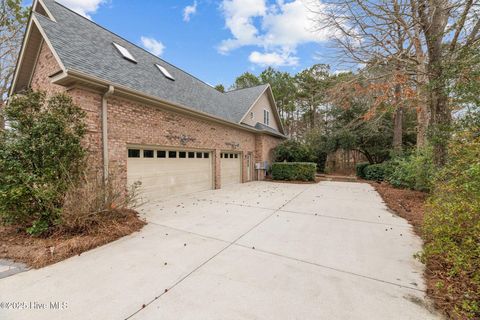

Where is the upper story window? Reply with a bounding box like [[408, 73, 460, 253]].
[[263, 109, 270, 126], [250, 112, 254, 120], [113, 42, 137, 63], [155, 64, 175, 81]]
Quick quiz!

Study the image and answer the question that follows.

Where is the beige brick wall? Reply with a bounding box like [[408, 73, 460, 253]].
[[30, 43, 64, 95], [254, 134, 282, 179], [29, 42, 283, 190]]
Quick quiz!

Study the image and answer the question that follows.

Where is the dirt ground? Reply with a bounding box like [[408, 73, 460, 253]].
[[0, 209, 146, 269]]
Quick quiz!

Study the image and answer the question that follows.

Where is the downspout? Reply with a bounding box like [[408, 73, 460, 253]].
[[102, 85, 114, 182]]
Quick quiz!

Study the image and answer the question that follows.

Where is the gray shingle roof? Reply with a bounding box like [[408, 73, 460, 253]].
[[35, 0, 272, 125]]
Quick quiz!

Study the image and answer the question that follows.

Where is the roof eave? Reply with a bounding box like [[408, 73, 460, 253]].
[[265, 85, 286, 135], [237, 84, 286, 135], [55, 69, 284, 138], [9, 11, 66, 97]]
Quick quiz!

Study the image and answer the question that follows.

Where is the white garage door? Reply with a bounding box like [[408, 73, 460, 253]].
[[221, 152, 241, 187], [127, 147, 213, 201]]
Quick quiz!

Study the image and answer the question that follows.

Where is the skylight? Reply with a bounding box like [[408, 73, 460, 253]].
[[113, 42, 137, 63], [155, 64, 175, 81]]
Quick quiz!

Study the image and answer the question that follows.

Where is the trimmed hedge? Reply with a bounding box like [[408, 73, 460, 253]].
[[355, 162, 370, 179], [271, 162, 316, 181], [363, 163, 386, 181]]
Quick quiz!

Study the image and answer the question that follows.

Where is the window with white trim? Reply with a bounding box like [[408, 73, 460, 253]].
[[263, 109, 270, 126]]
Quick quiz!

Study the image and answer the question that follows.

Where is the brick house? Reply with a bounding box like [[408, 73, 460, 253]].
[[10, 0, 286, 201]]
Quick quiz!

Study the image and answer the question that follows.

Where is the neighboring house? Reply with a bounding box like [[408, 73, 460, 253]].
[[10, 0, 286, 201]]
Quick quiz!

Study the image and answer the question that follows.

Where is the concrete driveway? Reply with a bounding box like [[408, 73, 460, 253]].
[[0, 181, 440, 320]]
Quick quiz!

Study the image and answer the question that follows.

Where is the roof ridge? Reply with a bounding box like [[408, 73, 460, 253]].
[[33, 0, 277, 127], [226, 83, 269, 93], [48, 0, 223, 95]]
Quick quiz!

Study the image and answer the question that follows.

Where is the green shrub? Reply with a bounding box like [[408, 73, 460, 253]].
[[363, 163, 386, 181], [0, 91, 86, 235], [355, 162, 370, 179], [271, 162, 316, 181], [386, 147, 434, 192], [422, 132, 480, 318], [273, 140, 314, 163]]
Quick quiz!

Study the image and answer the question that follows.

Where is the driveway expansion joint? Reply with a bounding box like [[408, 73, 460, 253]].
[[148, 221, 424, 293], [278, 209, 413, 228], [125, 185, 314, 320]]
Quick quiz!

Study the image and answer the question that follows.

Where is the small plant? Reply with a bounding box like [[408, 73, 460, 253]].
[[271, 162, 316, 181], [355, 162, 370, 179], [386, 147, 434, 191], [60, 170, 143, 234]]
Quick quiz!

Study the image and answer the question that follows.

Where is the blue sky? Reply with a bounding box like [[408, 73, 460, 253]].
[[41, 0, 345, 87]]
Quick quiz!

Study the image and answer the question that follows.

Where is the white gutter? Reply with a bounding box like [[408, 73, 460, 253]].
[[60, 69, 286, 138], [102, 85, 114, 182]]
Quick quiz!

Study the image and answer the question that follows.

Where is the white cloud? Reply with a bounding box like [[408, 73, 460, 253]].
[[261, 0, 330, 50], [249, 51, 298, 66], [140, 36, 165, 56], [183, 1, 198, 22], [56, 0, 107, 19], [218, 0, 267, 53], [218, 0, 331, 66]]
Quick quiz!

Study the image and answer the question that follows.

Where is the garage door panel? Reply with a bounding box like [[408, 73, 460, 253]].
[[127, 148, 213, 201], [129, 163, 211, 178], [221, 153, 241, 187]]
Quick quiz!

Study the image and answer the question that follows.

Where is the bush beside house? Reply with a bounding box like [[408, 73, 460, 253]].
[[0, 92, 86, 235], [0, 91, 142, 236], [271, 162, 316, 181]]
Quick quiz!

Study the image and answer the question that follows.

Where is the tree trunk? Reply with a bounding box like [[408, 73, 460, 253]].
[[419, 0, 451, 166], [0, 101, 5, 131], [414, 47, 430, 149], [393, 106, 403, 152], [393, 83, 403, 152], [310, 106, 315, 129], [416, 104, 429, 148], [415, 75, 430, 148], [430, 82, 451, 166]]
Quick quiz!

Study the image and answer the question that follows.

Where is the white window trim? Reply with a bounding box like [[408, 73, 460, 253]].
[[263, 109, 270, 126]]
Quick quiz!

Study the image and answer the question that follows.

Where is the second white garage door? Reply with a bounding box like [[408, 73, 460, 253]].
[[221, 152, 241, 187], [127, 148, 213, 201]]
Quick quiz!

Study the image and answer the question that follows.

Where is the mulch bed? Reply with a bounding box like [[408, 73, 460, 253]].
[[0, 209, 146, 269], [263, 177, 322, 184], [369, 181, 427, 236]]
